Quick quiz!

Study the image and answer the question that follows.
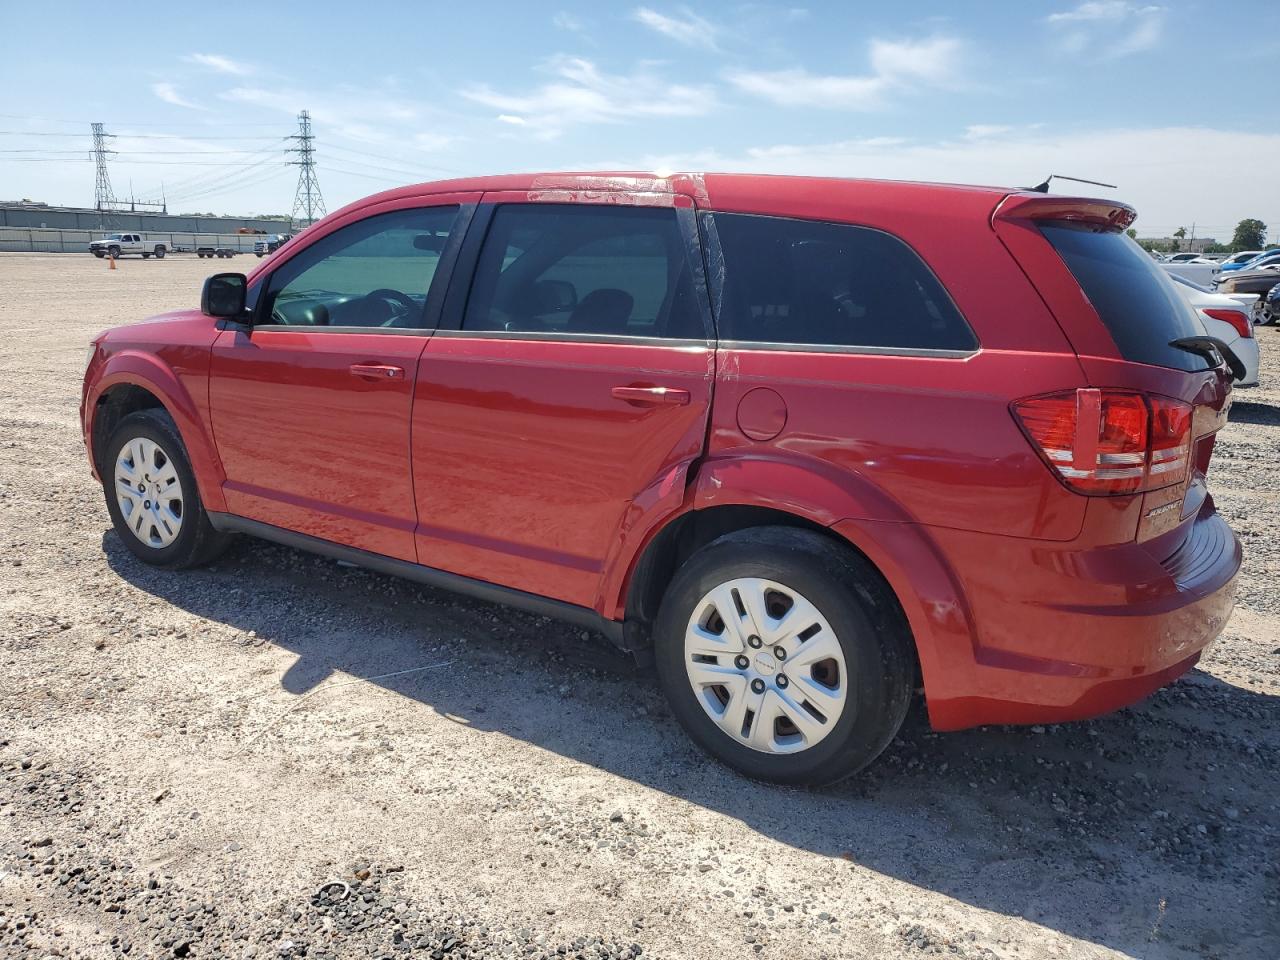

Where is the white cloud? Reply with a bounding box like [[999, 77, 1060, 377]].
[[461, 56, 716, 139], [727, 69, 887, 109], [1047, 3, 1164, 57], [151, 83, 204, 111], [184, 52, 253, 76], [727, 35, 964, 110], [964, 124, 1013, 140], [553, 11, 586, 33], [219, 85, 442, 145], [1047, 1, 1158, 22], [625, 125, 1280, 237], [630, 7, 720, 50]]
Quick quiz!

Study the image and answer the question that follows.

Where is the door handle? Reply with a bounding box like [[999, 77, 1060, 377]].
[[349, 363, 405, 381], [611, 385, 691, 406]]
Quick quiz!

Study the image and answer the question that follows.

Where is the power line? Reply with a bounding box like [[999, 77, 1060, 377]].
[[289, 110, 326, 227], [0, 130, 285, 140]]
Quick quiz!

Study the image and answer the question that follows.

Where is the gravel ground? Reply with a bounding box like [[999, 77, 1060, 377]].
[[0, 252, 1276, 960]]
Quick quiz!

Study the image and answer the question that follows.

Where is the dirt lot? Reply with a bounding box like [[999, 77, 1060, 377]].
[[0, 252, 1276, 960]]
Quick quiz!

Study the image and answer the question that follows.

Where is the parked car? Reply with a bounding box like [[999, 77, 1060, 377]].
[[80, 173, 1241, 784], [254, 233, 293, 257], [1170, 274, 1259, 387], [1218, 250, 1266, 272], [1216, 265, 1280, 324], [1164, 252, 1215, 264], [88, 233, 167, 260], [1160, 260, 1219, 286], [1243, 250, 1280, 270], [1267, 283, 1280, 327]]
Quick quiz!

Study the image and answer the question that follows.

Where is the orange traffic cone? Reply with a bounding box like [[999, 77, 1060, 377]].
[[108, 254, 116, 271]]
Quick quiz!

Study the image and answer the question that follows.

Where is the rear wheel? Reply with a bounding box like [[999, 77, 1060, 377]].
[[154, 246, 166, 259], [1262, 295, 1279, 326], [103, 409, 231, 569], [654, 528, 914, 785]]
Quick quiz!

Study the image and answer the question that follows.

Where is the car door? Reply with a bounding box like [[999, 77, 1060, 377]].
[[207, 195, 477, 561], [411, 195, 714, 609]]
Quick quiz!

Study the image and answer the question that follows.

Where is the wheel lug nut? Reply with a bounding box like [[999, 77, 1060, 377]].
[[143, 500, 151, 509], [734, 655, 749, 670], [747, 635, 762, 649], [777, 675, 789, 689], [750, 678, 765, 694], [774, 646, 787, 660]]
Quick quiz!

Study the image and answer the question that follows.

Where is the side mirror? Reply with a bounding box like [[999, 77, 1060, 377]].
[[201, 273, 247, 318], [532, 278, 578, 314]]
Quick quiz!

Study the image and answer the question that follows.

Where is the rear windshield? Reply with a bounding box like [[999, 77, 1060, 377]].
[[1039, 222, 1209, 372]]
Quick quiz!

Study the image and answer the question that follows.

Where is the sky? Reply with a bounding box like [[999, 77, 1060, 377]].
[[2, 0, 1278, 241]]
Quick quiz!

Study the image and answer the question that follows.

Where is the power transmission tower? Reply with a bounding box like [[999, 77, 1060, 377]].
[[288, 110, 326, 227], [91, 122, 118, 226]]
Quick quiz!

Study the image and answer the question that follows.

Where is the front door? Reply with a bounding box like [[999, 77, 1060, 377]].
[[411, 198, 714, 608], [208, 198, 474, 561]]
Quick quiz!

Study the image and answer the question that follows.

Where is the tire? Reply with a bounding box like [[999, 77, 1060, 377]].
[[108, 245, 120, 259], [93, 251, 105, 259], [654, 528, 914, 786], [255, 252, 264, 258], [102, 409, 232, 570], [1262, 296, 1279, 326], [154, 246, 166, 259]]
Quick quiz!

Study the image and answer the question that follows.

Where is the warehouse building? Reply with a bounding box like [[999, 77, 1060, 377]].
[[0, 200, 285, 235]]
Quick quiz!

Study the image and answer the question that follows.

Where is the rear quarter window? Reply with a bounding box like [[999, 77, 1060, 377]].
[[1039, 222, 1208, 372], [706, 213, 976, 353]]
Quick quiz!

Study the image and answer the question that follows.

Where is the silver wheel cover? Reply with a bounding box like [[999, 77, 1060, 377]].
[[684, 577, 849, 755], [114, 437, 184, 549]]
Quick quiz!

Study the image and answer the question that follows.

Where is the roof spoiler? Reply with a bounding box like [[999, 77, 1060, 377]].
[[993, 193, 1137, 231]]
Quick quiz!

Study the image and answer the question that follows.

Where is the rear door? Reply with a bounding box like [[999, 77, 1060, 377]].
[[410, 195, 714, 609], [207, 196, 476, 561]]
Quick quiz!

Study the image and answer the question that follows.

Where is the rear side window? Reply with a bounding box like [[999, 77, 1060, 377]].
[[1039, 222, 1208, 372], [707, 213, 976, 352], [463, 204, 704, 339]]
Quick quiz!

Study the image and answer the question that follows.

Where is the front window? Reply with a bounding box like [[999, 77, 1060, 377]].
[[262, 206, 458, 329]]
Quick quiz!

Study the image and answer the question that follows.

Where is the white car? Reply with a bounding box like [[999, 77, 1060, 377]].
[[1164, 252, 1215, 264], [1170, 274, 1260, 387]]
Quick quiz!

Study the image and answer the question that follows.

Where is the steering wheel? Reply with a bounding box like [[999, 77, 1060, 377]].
[[364, 288, 418, 326]]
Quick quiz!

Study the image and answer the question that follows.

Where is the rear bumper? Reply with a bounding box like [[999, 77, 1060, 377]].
[[852, 505, 1240, 731]]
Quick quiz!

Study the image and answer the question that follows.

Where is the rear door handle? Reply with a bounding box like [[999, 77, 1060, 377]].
[[611, 385, 691, 406], [349, 363, 405, 381]]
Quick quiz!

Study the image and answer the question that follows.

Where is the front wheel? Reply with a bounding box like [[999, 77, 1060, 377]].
[[108, 246, 120, 259], [654, 528, 914, 785], [103, 409, 231, 569]]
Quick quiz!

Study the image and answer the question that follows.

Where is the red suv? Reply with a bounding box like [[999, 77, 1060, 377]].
[[81, 173, 1241, 784]]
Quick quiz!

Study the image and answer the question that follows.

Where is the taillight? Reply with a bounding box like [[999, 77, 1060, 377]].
[[1202, 307, 1253, 339], [1012, 389, 1193, 495]]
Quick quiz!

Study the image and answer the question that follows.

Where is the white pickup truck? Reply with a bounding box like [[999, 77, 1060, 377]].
[[88, 233, 168, 260]]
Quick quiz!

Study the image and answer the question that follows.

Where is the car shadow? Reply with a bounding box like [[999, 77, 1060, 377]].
[[1228, 400, 1280, 427], [102, 531, 1280, 959]]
